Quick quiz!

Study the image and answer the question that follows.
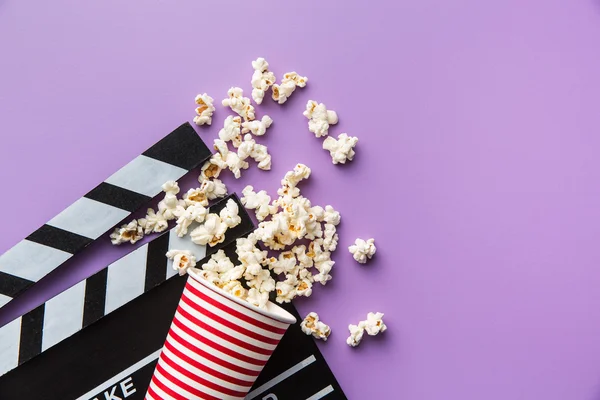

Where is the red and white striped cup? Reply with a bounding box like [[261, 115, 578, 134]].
[[145, 269, 297, 400]]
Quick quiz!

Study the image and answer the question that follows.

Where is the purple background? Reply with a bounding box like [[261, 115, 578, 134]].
[[1, 1, 600, 398]]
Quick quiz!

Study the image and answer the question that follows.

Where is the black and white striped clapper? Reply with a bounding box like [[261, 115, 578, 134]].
[[0, 194, 254, 381], [0, 122, 212, 310], [0, 236, 347, 400]]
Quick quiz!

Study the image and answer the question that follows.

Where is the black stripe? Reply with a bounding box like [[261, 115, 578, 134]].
[[18, 304, 45, 365], [82, 268, 108, 328], [142, 122, 211, 170], [0, 272, 34, 299], [85, 182, 152, 213], [26, 225, 93, 255], [144, 232, 171, 292]]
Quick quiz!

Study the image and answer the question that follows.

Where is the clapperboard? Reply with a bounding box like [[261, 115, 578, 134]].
[[0, 122, 211, 309]]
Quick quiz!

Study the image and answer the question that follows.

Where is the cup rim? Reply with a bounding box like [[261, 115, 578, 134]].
[[187, 269, 297, 325]]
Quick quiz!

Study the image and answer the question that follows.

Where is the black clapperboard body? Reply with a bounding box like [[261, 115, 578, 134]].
[[0, 237, 347, 400]]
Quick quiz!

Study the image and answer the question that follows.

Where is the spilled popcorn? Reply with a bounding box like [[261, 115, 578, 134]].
[[193, 93, 215, 126], [108, 57, 385, 350], [300, 312, 331, 341], [272, 72, 307, 104], [222, 87, 255, 121], [166, 249, 197, 276], [346, 312, 386, 347], [323, 133, 358, 164], [348, 238, 377, 264], [303, 100, 338, 138], [250, 57, 276, 105]]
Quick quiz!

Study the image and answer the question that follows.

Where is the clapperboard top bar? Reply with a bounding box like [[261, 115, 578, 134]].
[[0, 122, 212, 309], [0, 194, 254, 379]]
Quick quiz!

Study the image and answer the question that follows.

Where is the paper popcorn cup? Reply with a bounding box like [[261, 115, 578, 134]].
[[145, 269, 297, 400]]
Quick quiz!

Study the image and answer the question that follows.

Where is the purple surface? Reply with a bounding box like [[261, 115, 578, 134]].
[[1, 1, 600, 398]]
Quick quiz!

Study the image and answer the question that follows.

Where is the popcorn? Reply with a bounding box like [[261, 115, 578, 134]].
[[138, 208, 168, 234], [300, 312, 331, 341], [303, 100, 338, 138], [202, 250, 235, 274], [197, 269, 221, 285], [218, 115, 243, 147], [193, 93, 215, 126], [220, 265, 246, 283], [199, 158, 224, 181], [199, 178, 227, 200], [219, 199, 242, 228], [237, 134, 272, 171], [222, 87, 256, 121], [295, 278, 313, 297], [250, 58, 276, 105], [322, 223, 339, 252], [226, 151, 249, 179], [222, 280, 247, 299], [246, 268, 276, 293], [241, 115, 273, 136], [183, 187, 209, 207], [281, 163, 311, 188], [166, 249, 197, 276], [348, 238, 377, 264], [275, 277, 297, 304], [272, 72, 307, 104], [190, 213, 228, 246], [175, 203, 208, 237], [292, 245, 313, 268], [323, 205, 341, 226], [364, 312, 387, 336], [110, 220, 144, 245], [346, 322, 366, 347], [270, 251, 297, 275], [247, 288, 269, 309], [241, 185, 277, 221], [158, 192, 185, 220], [235, 237, 268, 267], [162, 181, 180, 195], [323, 133, 358, 164]]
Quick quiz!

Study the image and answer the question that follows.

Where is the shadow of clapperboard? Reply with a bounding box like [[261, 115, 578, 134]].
[[0, 124, 347, 399]]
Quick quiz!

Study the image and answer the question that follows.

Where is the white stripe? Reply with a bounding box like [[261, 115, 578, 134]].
[[161, 345, 252, 393], [306, 385, 335, 400], [42, 281, 86, 352], [0, 317, 21, 377], [188, 287, 284, 341], [105, 155, 187, 197], [75, 349, 161, 400], [0, 240, 72, 281], [245, 355, 317, 400], [166, 334, 257, 381], [147, 379, 172, 400], [179, 298, 278, 352], [188, 276, 288, 330], [159, 358, 244, 399], [153, 368, 198, 400], [0, 294, 11, 308], [166, 229, 206, 279], [47, 197, 130, 240], [170, 321, 264, 372], [104, 245, 149, 314]]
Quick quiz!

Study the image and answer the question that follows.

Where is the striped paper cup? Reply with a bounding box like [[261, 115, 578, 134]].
[[145, 269, 297, 400]]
